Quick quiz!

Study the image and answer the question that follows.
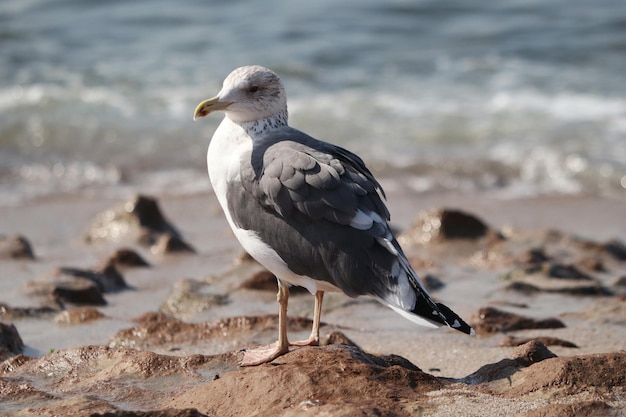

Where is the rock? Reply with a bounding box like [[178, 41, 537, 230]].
[[504, 281, 542, 295], [160, 279, 229, 320], [561, 296, 626, 325], [0, 353, 32, 374], [1, 342, 624, 417], [553, 285, 613, 296], [464, 341, 557, 385], [84, 195, 193, 251], [239, 269, 308, 294], [52, 279, 107, 306], [471, 307, 565, 335], [422, 273, 446, 291], [498, 351, 626, 397], [322, 331, 359, 347], [0, 322, 24, 361], [602, 239, 626, 261], [509, 340, 558, 367], [151, 233, 195, 255], [505, 280, 613, 297], [518, 247, 550, 265], [0, 345, 236, 416], [0, 344, 442, 417], [234, 251, 255, 264], [466, 346, 626, 402], [577, 257, 606, 272], [519, 400, 620, 417], [239, 269, 277, 291], [58, 264, 129, 293], [498, 335, 578, 348], [0, 303, 59, 320], [544, 262, 593, 280], [54, 307, 106, 325], [92, 409, 210, 417], [101, 248, 151, 269], [109, 312, 315, 351], [169, 344, 442, 417], [0, 234, 35, 260], [402, 208, 492, 244]]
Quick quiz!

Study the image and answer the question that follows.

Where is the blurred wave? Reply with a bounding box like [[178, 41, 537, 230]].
[[1, 0, 625, 204]]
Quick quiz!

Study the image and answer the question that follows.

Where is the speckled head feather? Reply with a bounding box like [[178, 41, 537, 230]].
[[217, 65, 288, 124]]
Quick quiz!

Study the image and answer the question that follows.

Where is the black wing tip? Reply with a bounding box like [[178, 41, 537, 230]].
[[435, 302, 475, 336]]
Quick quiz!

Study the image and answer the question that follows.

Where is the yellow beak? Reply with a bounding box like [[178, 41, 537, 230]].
[[193, 95, 232, 120]]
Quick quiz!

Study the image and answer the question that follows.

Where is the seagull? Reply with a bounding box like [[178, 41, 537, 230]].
[[194, 65, 473, 366]]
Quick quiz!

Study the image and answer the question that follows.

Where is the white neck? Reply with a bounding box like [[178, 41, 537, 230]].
[[232, 109, 289, 136]]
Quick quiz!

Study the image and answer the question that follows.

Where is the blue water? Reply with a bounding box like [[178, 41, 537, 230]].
[[1, 0, 626, 203]]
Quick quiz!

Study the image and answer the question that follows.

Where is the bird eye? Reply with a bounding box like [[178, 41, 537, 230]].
[[249, 85, 259, 93]]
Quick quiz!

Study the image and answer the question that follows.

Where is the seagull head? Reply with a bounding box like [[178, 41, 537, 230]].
[[194, 65, 287, 124]]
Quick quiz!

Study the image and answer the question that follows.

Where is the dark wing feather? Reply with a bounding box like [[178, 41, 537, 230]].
[[245, 126, 388, 227]]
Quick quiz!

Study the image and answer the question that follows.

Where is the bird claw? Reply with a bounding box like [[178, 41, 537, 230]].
[[239, 341, 288, 366]]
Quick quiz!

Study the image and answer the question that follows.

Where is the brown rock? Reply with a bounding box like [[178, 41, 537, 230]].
[[550, 285, 613, 296], [323, 331, 359, 347], [109, 312, 315, 350], [422, 273, 446, 291], [52, 279, 107, 306], [518, 247, 550, 265], [239, 269, 308, 294], [84, 195, 192, 250], [502, 351, 626, 397], [464, 341, 556, 384], [1, 344, 441, 417], [544, 262, 593, 280], [160, 279, 229, 320], [151, 233, 195, 255], [498, 335, 578, 348], [239, 269, 277, 291], [577, 257, 606, 272], [519, 400, 620, 417], [471, 307, 565, 335], [0, 303, 59, 320], [0, 345, 237, 416], [101, 248, 151, 269], [505, 281, 542, 295], [602, 239, 626, 261], [505, 280, 613, 297], [0, 322, 23, 361], [509, 340, 558, 367], [0, 353, 33, 374], [562, 296, 626, 325], [0, 234, 35, 259], [54, 307, 106, 325], [58, 264, 129, 293], [403, 208, 492, 244], [92, 409, 210, 417], [169, 344, 442, 417]]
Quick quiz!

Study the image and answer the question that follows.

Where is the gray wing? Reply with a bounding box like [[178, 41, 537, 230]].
[[230, 127, 400, 297], [244, 129, 389, 232]]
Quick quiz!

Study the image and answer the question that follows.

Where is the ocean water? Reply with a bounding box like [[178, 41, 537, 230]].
[[1, 0, 626, 205]]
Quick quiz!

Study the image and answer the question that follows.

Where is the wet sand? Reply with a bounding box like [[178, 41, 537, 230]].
[[1, 179, 625, 416]]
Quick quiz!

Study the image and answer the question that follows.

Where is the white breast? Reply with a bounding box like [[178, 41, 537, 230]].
[[207, 117, 340, 295]]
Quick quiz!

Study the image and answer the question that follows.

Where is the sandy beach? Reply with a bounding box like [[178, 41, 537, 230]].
[[1, 177, 625, 416]]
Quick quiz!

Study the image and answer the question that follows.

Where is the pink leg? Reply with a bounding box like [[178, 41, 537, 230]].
[[290, 291, 324, 346], [240, 280, 291, 366]]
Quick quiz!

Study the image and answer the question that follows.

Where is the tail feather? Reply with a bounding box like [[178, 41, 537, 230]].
[[432, 302, 474, 335], [395, 249, 474, 335], [374, 234, 474, 335]]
